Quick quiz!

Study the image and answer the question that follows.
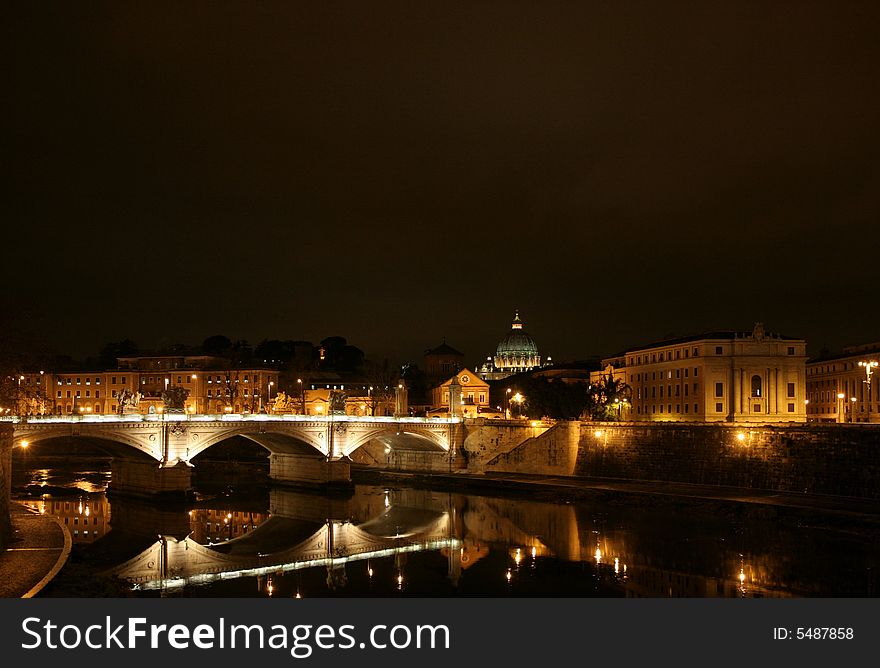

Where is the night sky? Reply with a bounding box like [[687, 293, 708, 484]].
[[5, 1, 880, 367]]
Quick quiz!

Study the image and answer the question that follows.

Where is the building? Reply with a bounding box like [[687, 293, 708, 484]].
[[15, 354, 279, 416], [429, 369, 492, 418], [805, 342, 880, 423], [424, 342, 465, 387], [479, 312, 543, 381], [604, 323, 807, 423]]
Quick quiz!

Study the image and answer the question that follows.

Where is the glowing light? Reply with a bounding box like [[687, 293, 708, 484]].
[[397, 574, 403, 588], [739, 569, 746, 583], [531, 546, 537, 559], [614, 557, 620, 574], [594, 430, 603, 439], [736, 432, 746, 442], [594, 547, 602, 564], [506, 569, 512, 582], [514, 548, 522, 566], [368, 568, 373, 578], [19, 440, 29, 449], [384, 493, 390, 509], [295, 592, 302, 599], [837, 393, 845, 399]]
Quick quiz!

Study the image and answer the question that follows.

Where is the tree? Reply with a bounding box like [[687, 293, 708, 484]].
[[585, 371, 632, 421], [96, 339, 139, 369], [162, 386, 190, 413], [364, 359, 399, 416]]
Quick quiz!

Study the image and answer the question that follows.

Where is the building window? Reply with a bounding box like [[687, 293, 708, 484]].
[[751, 375, 762, 398], [715, 346, 723, 355], [57, 391, 61, 398], [693, 348, 699, 357], [694, 368, 698, 377], [715, 382, 724, 397], [787, 403, 795, 413], [715, 402, 723, 412], [787, 382, 795, 398], [753, 404, 761, 412], [787, 347, 795, 355]]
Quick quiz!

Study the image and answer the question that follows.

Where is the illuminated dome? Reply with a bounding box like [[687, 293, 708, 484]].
[[494, 312, 541, 372]]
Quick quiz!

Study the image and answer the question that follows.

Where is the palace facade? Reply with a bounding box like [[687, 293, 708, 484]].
[[603, 324, 807, 423]]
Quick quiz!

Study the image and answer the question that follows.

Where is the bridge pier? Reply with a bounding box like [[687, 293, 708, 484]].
[[269, 453, 352, 490], [109, 458, 192, 501]]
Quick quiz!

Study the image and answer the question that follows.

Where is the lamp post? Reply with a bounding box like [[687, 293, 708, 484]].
[[837, 392, 845, 424], [850, 396, 857, 423], [505, 388, 512, 419], [511, 392, 524, 418], [859, 360, 878, 423], [297, 378, 304, 415], [267, 381, 274, 412]]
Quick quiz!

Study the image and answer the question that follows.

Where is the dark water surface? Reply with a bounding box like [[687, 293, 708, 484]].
[[11, 461, 880, 597]]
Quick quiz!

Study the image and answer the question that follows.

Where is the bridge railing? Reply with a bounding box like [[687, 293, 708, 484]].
[[2, 413, 463, 426]]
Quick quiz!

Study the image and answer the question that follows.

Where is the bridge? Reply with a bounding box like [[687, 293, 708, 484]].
[[5, 413, 463, 496]]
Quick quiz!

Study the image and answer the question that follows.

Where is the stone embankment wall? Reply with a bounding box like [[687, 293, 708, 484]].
[[577, 422, 880, 499], [479, 422, 581, 476], [1, 425, 12, 549]]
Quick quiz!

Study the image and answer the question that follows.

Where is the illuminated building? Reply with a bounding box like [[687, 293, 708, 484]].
[[479, 312, 542, 381], [429, 369, 491, 417], [16, 354, 278, 416], [805, 342, 880, 423], [604, 323, 807, 423]]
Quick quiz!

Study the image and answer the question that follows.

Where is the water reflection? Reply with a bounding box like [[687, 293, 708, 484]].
[[11, 466, 880, 597]]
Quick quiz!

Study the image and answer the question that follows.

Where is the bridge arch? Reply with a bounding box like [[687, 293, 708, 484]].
[[12, 426, 162, 461], [184, 426, 326, 461], [342, 426, 449, 457]]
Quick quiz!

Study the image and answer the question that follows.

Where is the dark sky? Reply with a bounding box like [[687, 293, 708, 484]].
[[5, 1, 880, 367]]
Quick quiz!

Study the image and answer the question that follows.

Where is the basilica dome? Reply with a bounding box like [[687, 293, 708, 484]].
[[494, 312, 541, 372]]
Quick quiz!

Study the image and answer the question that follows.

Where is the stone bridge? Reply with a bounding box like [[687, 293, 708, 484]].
[[6, 414, 462, 495]]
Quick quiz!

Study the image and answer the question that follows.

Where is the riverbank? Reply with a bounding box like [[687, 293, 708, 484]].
[[0, 502, 71, 597], [352, 467, 880, 519]]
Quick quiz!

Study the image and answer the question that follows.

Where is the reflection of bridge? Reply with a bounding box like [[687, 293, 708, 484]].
[[7, 414, 462, 494], [110, 489, 455, 591]]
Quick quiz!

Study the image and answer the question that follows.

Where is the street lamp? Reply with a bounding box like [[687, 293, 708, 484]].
[[859, 360, 878, 422], [505, 388, 512, 419], [511, 392, 524, 418], [837, 392, 845, 424], [297, 378, 305, 414], [851, 396, 857, 423]]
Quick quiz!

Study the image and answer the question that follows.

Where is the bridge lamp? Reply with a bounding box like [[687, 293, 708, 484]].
[[19, 440, 29, 449], [736, 432, 746, 443], [594, 430, 603, 439]]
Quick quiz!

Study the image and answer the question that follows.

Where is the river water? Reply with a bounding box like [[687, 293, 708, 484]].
[[10, 460, 880, 597]]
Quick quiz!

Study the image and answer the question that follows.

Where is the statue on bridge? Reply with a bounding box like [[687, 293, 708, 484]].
[[329, 390, 348, 415], [117, 389, 143, 414], [270, 391, 294, 414]]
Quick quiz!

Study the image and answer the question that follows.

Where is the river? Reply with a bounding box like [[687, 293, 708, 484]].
[[10, 459, 880, 597]]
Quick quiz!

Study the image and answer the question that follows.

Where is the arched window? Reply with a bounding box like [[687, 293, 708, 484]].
[[751, 375, 762, 398]]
